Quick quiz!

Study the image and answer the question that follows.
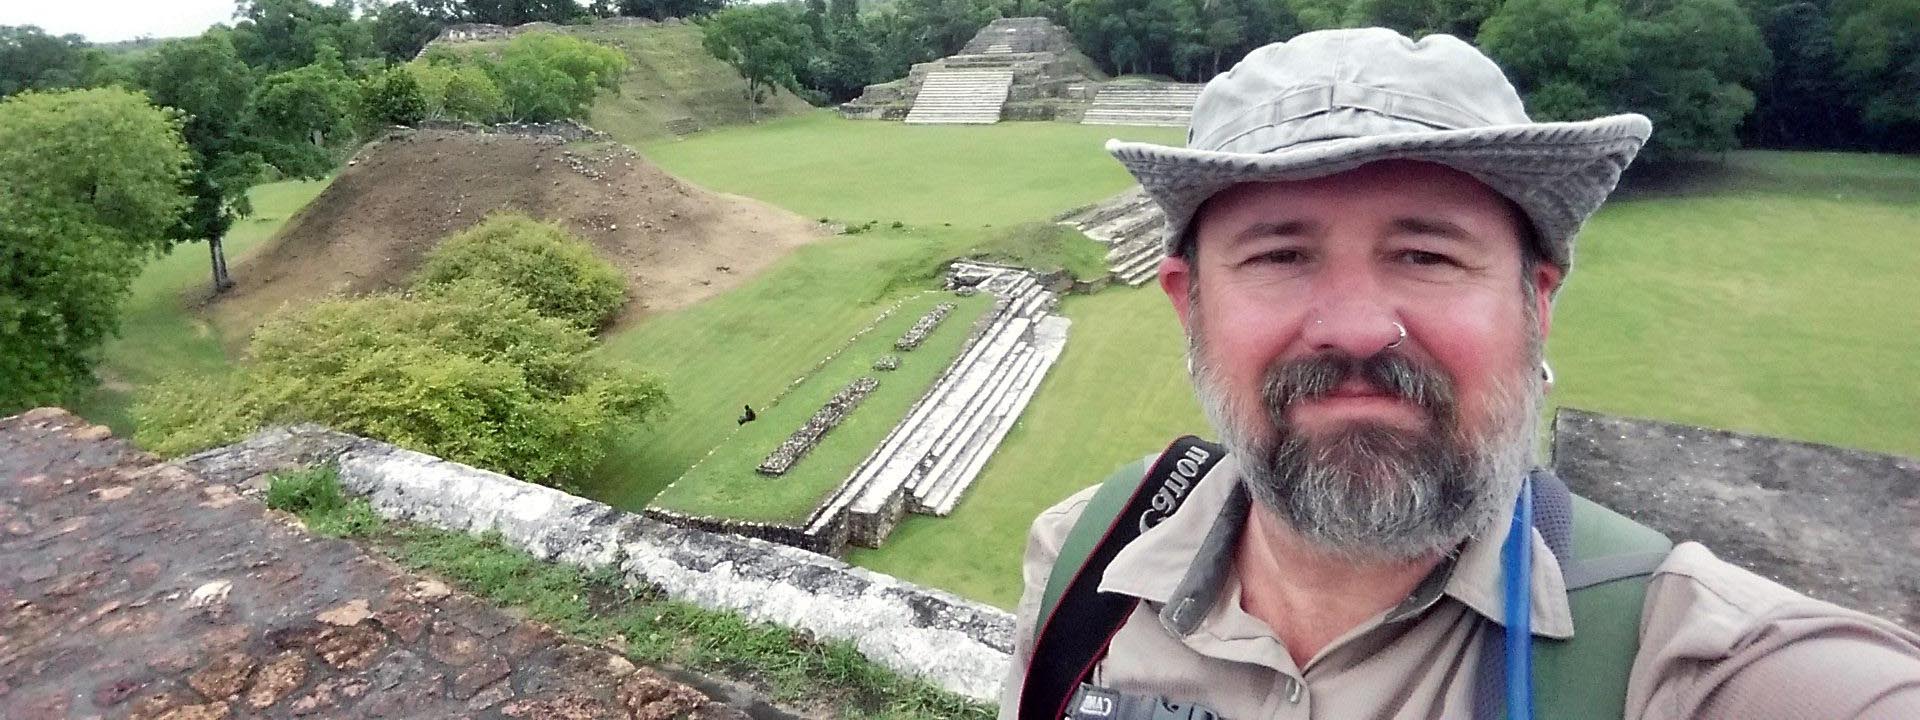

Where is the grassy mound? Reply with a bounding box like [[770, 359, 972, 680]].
[[650, 291, 995, 523], [572, 22, 814, 142], [429, 22, 813, 142]]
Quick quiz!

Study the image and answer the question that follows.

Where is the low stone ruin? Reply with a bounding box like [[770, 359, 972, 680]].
[[1081, 81, 1206, 127], [756, 377, 880, 476], [1057, 187, 1165, 286], [895, 302, 957, 351], [873, 355, 901, 371]]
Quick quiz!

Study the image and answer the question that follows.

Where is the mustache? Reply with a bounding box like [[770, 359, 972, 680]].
[[1259, 350, 1456, 418]]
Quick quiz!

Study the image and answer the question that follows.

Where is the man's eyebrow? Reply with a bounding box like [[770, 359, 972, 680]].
[[1231, 219, 1316, 245], [1390, 217, 1478, 243]]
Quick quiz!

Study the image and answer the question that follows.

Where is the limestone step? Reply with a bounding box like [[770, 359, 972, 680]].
[[818, 299, 1028, 534], [905, 69, 1013, 125], [904, 343, 1034, 507], [908, 344, 1038, 511], [920, 315, 1072, 515]]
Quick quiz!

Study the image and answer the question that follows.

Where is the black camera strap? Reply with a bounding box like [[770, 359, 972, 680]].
[[1019, 436, 1226, 720]]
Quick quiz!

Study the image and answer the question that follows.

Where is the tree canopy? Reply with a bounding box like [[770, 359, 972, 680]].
[[0, 89, 190, 412]]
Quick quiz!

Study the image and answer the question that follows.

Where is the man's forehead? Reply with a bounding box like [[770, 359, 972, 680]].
[[1196, 162, 1516, 231]]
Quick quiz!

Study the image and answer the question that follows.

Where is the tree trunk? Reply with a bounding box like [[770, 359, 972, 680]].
[[208, 233, 234, 294]]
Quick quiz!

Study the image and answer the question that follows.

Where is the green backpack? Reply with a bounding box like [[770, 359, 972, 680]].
[[1023, 437, 1672, 720]]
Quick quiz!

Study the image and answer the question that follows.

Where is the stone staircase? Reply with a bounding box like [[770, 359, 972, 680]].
[[904, 70, 1014, 124], [1081, 83, 1205, 127], [1057, 186, 1166, 285], [809, 264, 1071, 547]]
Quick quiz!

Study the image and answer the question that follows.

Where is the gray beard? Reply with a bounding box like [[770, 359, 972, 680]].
[[1190, 340, 1542, 564]]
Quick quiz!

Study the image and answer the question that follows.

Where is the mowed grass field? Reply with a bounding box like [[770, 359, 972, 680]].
[[651, 291, 994, 523], [72, 179, 332, 433], [640, 110, 1184, 226]]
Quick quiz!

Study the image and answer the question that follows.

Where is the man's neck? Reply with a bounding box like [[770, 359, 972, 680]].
[[1233, 509, 1445, 669]]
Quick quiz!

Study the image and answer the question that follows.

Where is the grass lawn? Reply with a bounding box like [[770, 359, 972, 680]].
[[580, 224, 1006, 509], [637, 111, 1184, 226], [71, 178, 332, 433], [650, 291, 994, 523]]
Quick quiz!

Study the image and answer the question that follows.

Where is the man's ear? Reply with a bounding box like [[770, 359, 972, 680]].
[[1531, 262, 1565, 339], [1160, 254, 1196, 335]]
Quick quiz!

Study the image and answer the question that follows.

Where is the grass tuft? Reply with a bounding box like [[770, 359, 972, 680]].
[[264, 466, 381, 538]]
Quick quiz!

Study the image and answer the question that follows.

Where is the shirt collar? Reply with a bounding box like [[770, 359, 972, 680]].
[[1099, 453, 1574, 639]]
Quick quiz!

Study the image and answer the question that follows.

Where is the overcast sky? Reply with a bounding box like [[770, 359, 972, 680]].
[[3, 0, 245, 43]]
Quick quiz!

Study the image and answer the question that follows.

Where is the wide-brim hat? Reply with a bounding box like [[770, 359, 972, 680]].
[[1108, 28, 1651, 272]]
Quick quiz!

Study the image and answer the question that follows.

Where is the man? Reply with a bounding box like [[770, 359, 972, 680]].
[[1001, 28, 1920, 719]]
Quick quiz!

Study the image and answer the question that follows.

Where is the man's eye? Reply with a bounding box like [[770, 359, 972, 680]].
[[1253, 249, 1307, 265], [1400, 250, 1456, 266]]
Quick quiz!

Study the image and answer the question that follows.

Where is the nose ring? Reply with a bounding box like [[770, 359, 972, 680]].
[[1385, 322, 1406, 349]]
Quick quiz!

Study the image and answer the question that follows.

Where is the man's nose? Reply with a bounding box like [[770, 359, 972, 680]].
[[1299, 274, 1405, 357]]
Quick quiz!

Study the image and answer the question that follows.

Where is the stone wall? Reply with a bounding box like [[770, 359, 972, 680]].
[[895, 302, 957, 351], [757, 377, 881, 476], [181, 426, 1016, 702], [1552, 408, 1920, 629]]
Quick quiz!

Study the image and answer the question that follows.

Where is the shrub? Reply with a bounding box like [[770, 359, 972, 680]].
[[414, 213, 628, 330], [408, 61, 506, 122], [361, 66, 428, 128], [488, 32, 627, 122], [135, 279, 668, 487]]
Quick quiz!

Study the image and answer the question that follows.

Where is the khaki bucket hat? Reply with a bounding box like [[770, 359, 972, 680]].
[[1107, 27, 1652, 271]]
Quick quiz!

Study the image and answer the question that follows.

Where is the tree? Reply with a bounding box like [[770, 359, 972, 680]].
[[361, 64, 429, 127], [0, 89, 191, 412], [140, 32, 262, 293], [617, 0, 729, 20], [1833, 0, 1920, 147], [250, 51, 359, 178], [371, 0, 446, 61], [1616, 0, 1771, 157], [487, 32, 627, 121], [1747, 2, 1858, 148], [0, 26, 110, 97], [702, 5, 816, 118], [230, 0, 374, 71], [465, 0, 586, 25]]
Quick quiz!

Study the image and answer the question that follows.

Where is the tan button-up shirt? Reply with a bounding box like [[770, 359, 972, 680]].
[[1000, 454, 1920, 719]]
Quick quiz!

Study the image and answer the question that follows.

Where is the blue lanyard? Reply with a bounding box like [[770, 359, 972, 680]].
[[1502, 478, 1535, 720]]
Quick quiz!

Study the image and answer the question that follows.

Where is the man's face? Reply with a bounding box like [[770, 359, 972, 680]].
[[1160, 160, 1563, 561]]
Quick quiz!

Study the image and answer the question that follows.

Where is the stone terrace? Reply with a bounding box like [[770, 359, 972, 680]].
[[1081, 82, 1205, 127], [0, 409, 747, 720], [811, 263, 1071, 548], [1057, 186, 1166, 286]]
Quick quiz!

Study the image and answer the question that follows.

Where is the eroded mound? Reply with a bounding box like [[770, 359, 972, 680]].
[[207, 129, 826, 339]]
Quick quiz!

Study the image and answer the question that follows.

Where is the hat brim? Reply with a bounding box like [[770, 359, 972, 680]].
[[1107, 114, 1651, 269]]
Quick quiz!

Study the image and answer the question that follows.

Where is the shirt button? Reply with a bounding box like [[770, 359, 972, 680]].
[[1286, 677, 1305, 704]]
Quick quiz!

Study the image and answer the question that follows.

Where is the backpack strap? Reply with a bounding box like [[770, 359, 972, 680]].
[[1019, 436, 1225, 720], [1472, 473, 1674, 720], [1531, 494, 1672, 718]]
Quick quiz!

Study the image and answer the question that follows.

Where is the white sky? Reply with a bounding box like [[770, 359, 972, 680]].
[[2, 0, 243, 43]]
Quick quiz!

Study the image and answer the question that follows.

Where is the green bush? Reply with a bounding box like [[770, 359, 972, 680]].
[[135, 279, 668, 487], [414, 213, 628, 330], [407, 61, 506, 122], [489, 32, 627, 122]]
